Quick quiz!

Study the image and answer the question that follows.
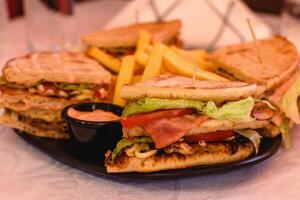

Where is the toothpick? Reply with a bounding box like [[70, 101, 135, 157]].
[[246, 18, 264, 66], [135, 9, 139, 24]]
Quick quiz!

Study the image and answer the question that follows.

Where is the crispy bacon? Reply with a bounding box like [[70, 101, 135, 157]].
[[252, 102, 274, 120], [142, 115, 209, 149]]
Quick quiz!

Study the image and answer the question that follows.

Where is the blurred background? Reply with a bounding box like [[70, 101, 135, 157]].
[[5, 0, 286, 18], [0, 0, 299, 65]]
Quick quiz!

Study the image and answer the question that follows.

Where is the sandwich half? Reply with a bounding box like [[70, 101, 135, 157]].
[[82, 20, 182, 55], [210, 36, 299, 146], [105, 75, 279, 173], [0, 52, 112, 139], [210, 36, 298, 91]]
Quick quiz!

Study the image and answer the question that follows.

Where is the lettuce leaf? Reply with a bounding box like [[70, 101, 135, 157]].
[[111, 137, 153, 162], [123, 98, 205, 117], [202, 97, 255, 122], [279, 118, 291, 149], [123, 97, 255, 122], [281, 74, 300, 124], [236, 129, 262, 154]]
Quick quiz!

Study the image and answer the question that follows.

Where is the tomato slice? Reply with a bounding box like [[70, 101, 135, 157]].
[[184, 130, 236, 142], [121, 108, 194, 128]]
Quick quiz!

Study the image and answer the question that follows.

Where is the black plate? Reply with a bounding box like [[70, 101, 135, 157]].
[[15, 131, 281, 180]]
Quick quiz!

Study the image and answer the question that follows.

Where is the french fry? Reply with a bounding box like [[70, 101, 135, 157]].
[[131, 75, 142, 83], [163, 47, 229, 81], [113, 56, 135, 106], [134, 31, 151, 67], [160, 66, 170, 74], [145, 45, 153, 54], [136, 31, 151, 52], [135, 51, 149, 66], [141, 42, 165, 82], [171, 46, 211, 69], [86, 47, 121, 73]]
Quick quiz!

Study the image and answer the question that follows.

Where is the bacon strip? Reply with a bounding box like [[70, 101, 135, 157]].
[[142, 115, 209, 149], [251, 102, 274, 120]]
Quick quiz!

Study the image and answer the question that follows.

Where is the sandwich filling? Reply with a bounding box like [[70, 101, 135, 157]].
[[107, 97, 286, 163], [0, 77, 111, 101], [4, 109, 67, 134]]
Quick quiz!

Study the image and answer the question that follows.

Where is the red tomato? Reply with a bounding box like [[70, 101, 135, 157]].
[[121, 108, 194, 128], [184, 130, 236, 142]]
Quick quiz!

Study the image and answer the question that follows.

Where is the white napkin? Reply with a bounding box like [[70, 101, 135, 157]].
[[103, 0, 272, 49]]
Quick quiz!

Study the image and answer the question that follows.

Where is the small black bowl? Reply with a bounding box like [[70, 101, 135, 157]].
[[61, 102, 123, 160]]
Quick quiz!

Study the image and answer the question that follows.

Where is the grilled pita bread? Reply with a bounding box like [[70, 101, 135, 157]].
[[0, 111, 69, 139], [106, 141, 254, 173], [121, 75, 265, 102], [210, 36, 298, 91], [18, 109, 62, 123], [3, 52, 111, 86], [82, 20, 181, 51], [0, 90, 77, 112]]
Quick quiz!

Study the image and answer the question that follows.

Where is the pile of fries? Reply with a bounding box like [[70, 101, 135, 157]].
[[86, 31, 227, 106]]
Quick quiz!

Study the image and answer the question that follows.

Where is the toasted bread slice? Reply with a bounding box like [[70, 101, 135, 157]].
[[0, 111, 69, 139], [19, 109, 62, 123], [121, 74, 265, 102], [3, 52, 111, 86], [106, 141, 254, 173], [82, 20, 181, 50], [0, 90, 77, 112], [210, 36, 298, 91]]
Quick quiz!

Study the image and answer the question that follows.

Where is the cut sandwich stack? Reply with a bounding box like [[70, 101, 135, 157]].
[[105, 75, 278, 173], [210, 36, 299, 147], [83, 20, 182, 75], [83, 20, 182, 56], [0, 52, 112, 139]]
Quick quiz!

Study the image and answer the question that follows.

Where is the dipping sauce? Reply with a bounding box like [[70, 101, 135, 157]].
[[68, 107, 120, 122]]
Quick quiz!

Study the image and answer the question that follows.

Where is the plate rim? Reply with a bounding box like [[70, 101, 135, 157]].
[[15, 130, 282, 180]]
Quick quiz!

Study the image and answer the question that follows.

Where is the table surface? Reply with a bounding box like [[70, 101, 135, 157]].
[[1, 7, 300, 200]]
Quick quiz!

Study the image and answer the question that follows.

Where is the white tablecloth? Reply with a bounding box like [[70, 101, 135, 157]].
[[1, 4, 300, 200], [1, 124, 300, 200]]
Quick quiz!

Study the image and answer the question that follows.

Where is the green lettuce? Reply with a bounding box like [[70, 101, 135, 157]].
[[111, 137, 153, 162], [123, 97, 255, 122], [123, 98, 206, 117], [202, 97, 255, 122], [236, 129, 262, 154], [279, 118, 291, 149], [281, 74, 300, 124]]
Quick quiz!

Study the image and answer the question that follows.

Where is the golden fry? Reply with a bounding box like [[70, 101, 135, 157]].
[[135, 51, 149, 66], [113, 56, 135, 106], [134, 31, 151, 68], [136, 31, 151, 52], [131, 75, 142, 83], [163, 47, 229, 81], [86, 47, 121, 73], [160, 66, 170, 74], [171, 46, 211, 69], [145, 45, 153, 54], [142, 42, 165, 82]]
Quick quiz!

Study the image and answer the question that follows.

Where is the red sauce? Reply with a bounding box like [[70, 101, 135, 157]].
[[68, 107, 120, 122]]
